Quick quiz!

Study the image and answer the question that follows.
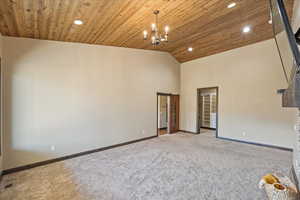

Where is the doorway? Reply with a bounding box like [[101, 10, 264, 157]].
[[157, 93, 180, 136], [197, 87, 218, 137]]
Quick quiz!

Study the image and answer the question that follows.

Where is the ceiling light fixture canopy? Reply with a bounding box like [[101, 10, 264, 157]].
[[143, 10, 169, 46]]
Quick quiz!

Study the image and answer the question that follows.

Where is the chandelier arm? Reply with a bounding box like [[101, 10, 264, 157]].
[[145, 10, 168, 46]]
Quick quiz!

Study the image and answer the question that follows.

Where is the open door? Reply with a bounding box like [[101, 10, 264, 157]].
[[169, 95, 180, 133], [197, 87, 218, 137], [197, 89, 203, 133]]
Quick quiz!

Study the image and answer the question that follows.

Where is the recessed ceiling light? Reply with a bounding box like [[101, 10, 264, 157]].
[[74, 20, 83, 25], [188, 47, 193, 52], [268, 19, 272, 24], [243, 26, 251, 33], [227, 2, 236, 8]]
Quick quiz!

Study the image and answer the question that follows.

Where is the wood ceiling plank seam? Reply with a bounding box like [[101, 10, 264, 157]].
[[0, 1, 10, 35], [87, 1, 132, 44], [89, 1, 129, 44], [56, 0, 74, 40], [172, 1, 274, 61], [32, 0, 39, 38], [64, 2, 92, 42], [11, 0, 25, 37], [198, 35, 239, 53], [172, 33, 229, 56], [30, 0, 36, 38], [82, 1, 121, 44], [164, 10, 244, 52], [174, 6, 239, 31], [47, 0, 60, 40], [244, 4, 268, 19], [172, 22, 272, 61], [6, 0, 19, 36], [0, 15, 9, 36], [58, 0, 82, 41], [54, 0, 74, 40], [178, 34, 273, 62], [23, 0, 34, 38], [51, 0, 67, 40], [32, 0, 40, 38], [0, 0, 19, 36], [95, 0, 147, 44], [169, 0, 223, 28], [73, 0, 105, 42], [76, 0, 114, 43], [37, 0, 49, 39], [43, 0, 55, 40], [41, 0, 57, 39], [96, 0, 150, 45], [173, 25, 260, 57], [231, 31, 270, 47], [238, 0, 247, 44], [165, 0, 210, 22], [207, 35, 269, 55], [23, 0, 33, 37], [166, 11, 250, 52]]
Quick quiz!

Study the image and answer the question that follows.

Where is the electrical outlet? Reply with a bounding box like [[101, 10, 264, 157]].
[[242, 132, 246, 136], [142, 130, 145, 135], [50, 145, 56, 151]]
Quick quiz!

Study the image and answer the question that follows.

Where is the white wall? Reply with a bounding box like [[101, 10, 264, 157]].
[[3, 37, 180, 170], [180, 39, 297, 148]]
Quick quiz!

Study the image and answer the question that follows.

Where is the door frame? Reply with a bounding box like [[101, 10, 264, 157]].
[[157, 92, 180, 136], [169, 94, 180, 134], [196, 87, 219, 137]]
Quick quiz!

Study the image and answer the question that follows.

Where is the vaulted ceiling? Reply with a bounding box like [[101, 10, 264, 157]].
[[0, 0, 295, 63]]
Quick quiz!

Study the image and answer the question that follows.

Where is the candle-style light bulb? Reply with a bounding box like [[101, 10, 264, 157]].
[[165, 35, 168, 42], [151, 23, 156, 31], [143, 30, 148, 39], [165, 26, 169, 34], [151, 36, 156, 44]]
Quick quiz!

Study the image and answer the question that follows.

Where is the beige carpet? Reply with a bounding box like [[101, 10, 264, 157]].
[[0, 132, 292, 200]]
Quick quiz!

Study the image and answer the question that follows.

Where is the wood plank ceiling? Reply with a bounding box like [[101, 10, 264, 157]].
[[0, 0, 295, 63]]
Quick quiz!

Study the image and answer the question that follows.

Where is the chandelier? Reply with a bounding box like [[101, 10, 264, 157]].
[[143, 10, 169, 46]]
